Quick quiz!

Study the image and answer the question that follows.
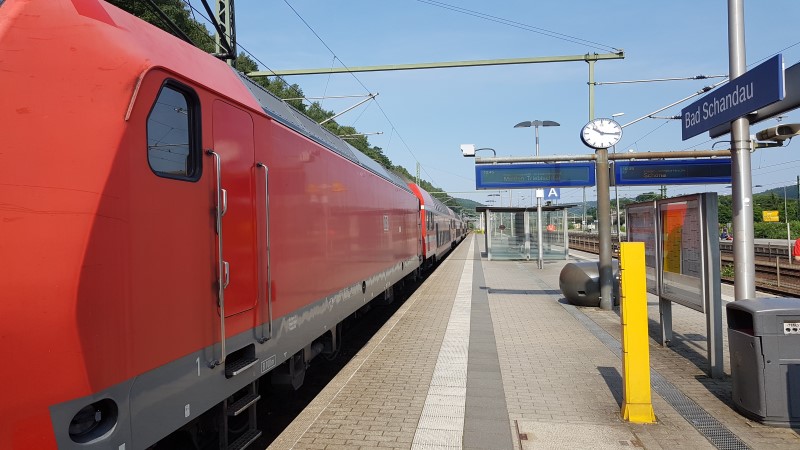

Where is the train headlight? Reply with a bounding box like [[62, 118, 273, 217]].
[[68, 399, 118, 443]]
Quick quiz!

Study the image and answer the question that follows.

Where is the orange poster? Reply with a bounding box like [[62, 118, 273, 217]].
[[662, 204, 686, 273]]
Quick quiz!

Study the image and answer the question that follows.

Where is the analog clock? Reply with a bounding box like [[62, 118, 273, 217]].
[[580, 118, 623, 149]]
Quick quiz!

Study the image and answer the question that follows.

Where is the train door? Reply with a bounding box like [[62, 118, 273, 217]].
[[211, 100, 258, 317]]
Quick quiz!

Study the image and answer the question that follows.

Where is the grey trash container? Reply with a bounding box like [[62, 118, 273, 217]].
[[559, 260, 619, 307], [727, 297, 800, 426]]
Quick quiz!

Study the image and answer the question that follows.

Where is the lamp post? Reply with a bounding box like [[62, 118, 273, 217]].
[[785, 186, 792, 261], [514, 120, 560, 269]]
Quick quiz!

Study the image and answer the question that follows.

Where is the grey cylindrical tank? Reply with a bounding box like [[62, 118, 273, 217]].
[[559, 260, 619, 307]]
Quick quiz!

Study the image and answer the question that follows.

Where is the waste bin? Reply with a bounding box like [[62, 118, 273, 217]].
[[559, 260, 619, 307], [727, 297, 800, 426]]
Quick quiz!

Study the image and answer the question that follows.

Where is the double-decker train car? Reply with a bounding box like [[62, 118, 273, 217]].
[[0, 1, 464, 449], [409, 183, 466, 267]]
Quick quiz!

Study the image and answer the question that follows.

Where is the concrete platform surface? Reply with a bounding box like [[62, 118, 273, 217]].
[[267, 234, 800, 450]]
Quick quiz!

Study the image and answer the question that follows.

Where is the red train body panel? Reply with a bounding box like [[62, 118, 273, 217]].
[[0, 1, 463, 448]]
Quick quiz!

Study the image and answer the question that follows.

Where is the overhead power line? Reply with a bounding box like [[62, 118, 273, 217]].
[[414, 0, 619, 53]]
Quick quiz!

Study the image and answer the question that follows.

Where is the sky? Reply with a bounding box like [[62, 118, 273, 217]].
[[214, 0, 800, 208]]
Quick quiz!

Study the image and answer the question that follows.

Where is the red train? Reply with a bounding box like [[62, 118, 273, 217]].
[[0, 1, 466, 448]]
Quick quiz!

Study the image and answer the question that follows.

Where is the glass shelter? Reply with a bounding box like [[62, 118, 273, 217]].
[[477, 206, 573, 261]]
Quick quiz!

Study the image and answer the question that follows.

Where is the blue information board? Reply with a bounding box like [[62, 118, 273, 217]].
[[681, 54, 784, 140], [614, 159, 731, 186], [475, 163, 595, 189]]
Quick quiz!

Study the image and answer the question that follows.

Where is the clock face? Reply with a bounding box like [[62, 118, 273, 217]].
[[581, 118, 622, 149]]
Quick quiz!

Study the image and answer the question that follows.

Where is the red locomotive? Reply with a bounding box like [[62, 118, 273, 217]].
[[0, 0, 465, 448]]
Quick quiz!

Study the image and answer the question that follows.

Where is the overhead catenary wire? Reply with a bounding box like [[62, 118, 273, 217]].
[[277, 0, 442, 186], [414, 0, 619, 53]]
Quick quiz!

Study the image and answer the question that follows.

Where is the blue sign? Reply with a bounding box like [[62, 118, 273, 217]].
[[475, 163, 595, 189], [614, 159, 731, 186], [544, 187, 561, 200], [681, 54, 784, 140]]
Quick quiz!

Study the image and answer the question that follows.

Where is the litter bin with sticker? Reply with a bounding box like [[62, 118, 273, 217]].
[[727, 297, 800, 426]]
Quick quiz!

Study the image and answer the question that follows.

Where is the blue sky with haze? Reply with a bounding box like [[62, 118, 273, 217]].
[[225, 1, 800, 206]]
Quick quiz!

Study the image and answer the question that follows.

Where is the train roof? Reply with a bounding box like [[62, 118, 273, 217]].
[[408, 184, 457, 217], [236, 71, 411, 193]]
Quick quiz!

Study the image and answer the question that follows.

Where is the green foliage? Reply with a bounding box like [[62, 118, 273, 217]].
[[718, 195, 732, 225], [752, 191, 799, 224], [109, 0, 456, 205], [753, 221, 800, 239], [720, 188, 800, 238], [107, 0, 215, 52], [634, 192, 663, 202], [720, 263, 734, 278]]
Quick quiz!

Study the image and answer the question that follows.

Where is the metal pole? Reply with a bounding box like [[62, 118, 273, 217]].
[[535, 125, 544, 269], [214, 0, 236, 66], [613, 145, 621, 238], [597, 147, 613, 310], [588, 60, 596, 120], [728, 0, 756, 301], [583, 187, 587, 230], [589, 58, 613, 310], [250, 52, 625, 77], [474, 148, 735, 164], [786, 186, 791, 256]]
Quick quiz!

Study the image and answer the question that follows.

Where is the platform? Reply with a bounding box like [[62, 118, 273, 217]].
[[268, 234, 800, 449]]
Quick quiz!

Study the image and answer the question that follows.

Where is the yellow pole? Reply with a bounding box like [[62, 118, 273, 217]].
[[619, 242, 656, 423]]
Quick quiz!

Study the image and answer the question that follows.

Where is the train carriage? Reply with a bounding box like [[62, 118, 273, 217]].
[[408, 183, 464, 267]]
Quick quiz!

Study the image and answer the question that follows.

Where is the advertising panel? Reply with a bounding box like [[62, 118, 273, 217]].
[[625, 201, 659, 295], [659, 199, 705, 312]]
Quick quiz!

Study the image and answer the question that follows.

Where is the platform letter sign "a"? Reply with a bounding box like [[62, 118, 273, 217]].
[[545, 188, 561, 201]]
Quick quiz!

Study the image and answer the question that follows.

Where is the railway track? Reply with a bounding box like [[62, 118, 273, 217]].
[[569, 233, 800, 298]]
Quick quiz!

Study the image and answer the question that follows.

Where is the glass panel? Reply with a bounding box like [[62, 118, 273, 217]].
[[528, 210, 569, 260], [488, 212, 527, 260], [148, 86, 193, 177], [542, 210, 567, 259]]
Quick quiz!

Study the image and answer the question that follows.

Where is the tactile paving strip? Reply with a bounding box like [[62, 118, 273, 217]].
[[412, 239, 474, 450], [561, 302, 751, 450]]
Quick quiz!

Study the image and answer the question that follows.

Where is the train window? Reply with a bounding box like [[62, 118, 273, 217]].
[[147, 82, 201, 181]]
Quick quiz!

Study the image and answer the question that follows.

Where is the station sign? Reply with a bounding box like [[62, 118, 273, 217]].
[[681, 54, 785, 140], [544, 187, 561, 200], [710, 60, 800, 138], [475, 163, 595, 189], [613, 158, 731, 186]]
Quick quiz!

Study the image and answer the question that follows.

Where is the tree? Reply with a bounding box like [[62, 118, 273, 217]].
[[107, 0, 216, 52], [718, 195, 732, 225], [634, 192, 662, 202]]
